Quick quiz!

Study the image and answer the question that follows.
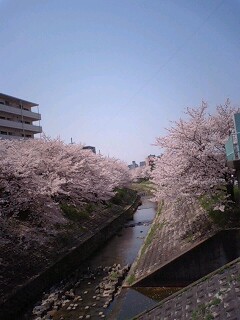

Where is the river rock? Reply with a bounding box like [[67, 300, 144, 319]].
[[102, 291, 110, 297], [53, 305, 59, 310], [104, 283, 113, 290], [47, 310, 57, 317], [32, 305, 47, 316], [65, 291, 74, 299]]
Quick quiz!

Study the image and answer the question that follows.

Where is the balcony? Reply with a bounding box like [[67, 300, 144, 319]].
[[0, 119, 42, 133], [0, 104, 41, 120], [0, 134, 23, 140]]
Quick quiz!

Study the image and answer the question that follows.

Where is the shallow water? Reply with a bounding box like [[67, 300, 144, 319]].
[[88, 198, 156, 268]]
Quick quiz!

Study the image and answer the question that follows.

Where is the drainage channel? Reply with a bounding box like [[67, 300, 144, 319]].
[[23, 197, 158, 320]]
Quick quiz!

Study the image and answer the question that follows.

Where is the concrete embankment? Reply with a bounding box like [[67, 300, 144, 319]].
[[0, 193, 141, 320], [125, 200, 217, 287], [135, 257, 240, 319]]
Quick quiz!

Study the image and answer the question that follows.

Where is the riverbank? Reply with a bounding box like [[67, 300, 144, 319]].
[[0, 188, 140, 320]]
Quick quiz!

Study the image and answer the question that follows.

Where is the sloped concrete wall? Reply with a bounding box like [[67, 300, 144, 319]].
[[135, 229, 240, 287]]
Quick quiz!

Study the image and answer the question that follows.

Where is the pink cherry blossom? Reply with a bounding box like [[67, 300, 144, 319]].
[[151, 100, 239, 206]]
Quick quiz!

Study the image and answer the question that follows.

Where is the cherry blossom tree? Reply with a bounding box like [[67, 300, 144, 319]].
[[151, 100, 238, 207], [129, 166, 151, 182], [0, 136, 130, 221]]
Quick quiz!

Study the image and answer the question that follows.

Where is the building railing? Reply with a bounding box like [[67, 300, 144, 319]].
[[0, 119, 42, 133], [0, 104, 41, 120]]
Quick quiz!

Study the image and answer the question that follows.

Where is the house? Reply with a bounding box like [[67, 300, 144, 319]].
[[82, 146, 96, 154]]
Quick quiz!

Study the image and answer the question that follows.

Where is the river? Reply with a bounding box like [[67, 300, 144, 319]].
[[27, 197, 167, 320], [91, 196, 158, 319]]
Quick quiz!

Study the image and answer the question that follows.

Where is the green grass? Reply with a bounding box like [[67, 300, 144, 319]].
[[110, 188, 137, 206], [126, 273, 136, 285], [156, 201, 163, 216], [130, 181, 155, 195], [139, 221, 164, 258], [191, 295, 222, 320], [209, 297, 221, 306], [110, 188, 128, 205], [60, 203, 89, 222], [110, 271, 118, 281], [191, 303, 214, 320], [199, 190, 240, 227], [234, 185, 240, 202]]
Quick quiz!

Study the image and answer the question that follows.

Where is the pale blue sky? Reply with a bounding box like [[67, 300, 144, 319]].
[[0, 0, 240, 163]]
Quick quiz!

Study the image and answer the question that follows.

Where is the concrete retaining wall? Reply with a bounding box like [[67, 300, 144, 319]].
[[135, 229, 240, 287]]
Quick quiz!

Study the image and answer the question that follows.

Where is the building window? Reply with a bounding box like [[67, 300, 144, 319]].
[[0, 131, 7, 135]]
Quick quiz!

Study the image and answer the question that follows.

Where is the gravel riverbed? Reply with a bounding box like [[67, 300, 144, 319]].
[[29, 263, 130, 320]]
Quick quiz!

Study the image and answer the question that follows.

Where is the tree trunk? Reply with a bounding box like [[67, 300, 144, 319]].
[[227, 182, 235, 202]]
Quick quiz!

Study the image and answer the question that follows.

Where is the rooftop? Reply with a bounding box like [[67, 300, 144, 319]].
[[0, 93, 38, 107]]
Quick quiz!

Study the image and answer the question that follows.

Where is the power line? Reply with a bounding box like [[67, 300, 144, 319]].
[[93, 0, 225, 136], [123, 0, 225, 105]]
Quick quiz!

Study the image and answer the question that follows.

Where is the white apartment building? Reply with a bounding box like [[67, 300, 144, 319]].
[[0, 93, 42, 139]]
